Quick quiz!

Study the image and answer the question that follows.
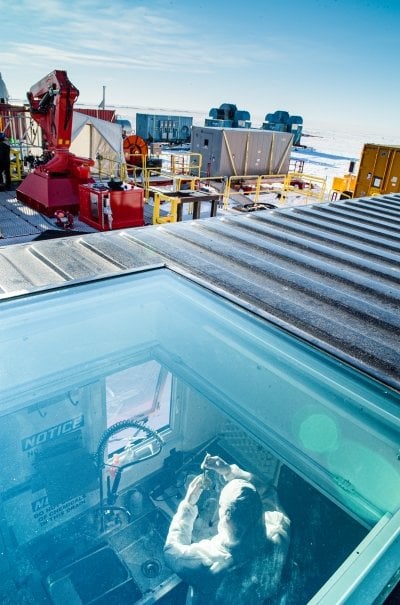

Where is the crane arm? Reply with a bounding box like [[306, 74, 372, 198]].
[[27, 69, 78, 154], [26, 70, 94, 175]]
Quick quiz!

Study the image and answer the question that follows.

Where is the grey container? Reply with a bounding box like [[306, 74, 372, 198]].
[[136, 113, 193, 143], [190, 126, 293, 177]]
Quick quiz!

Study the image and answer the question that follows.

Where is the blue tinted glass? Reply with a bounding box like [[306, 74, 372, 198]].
[[1, 268, 399, 521], [0, 268, 398, 604]]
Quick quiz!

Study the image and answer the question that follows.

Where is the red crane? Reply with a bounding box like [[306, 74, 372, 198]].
[[17, 70, 94, 213]]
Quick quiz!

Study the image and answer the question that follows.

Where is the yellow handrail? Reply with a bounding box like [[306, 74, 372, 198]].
[[95, 153, 125, 181], [282, 172, 326, 204], [222, 174, 288, 209], [218, 172, 327, 208], [168, 152, 202, 177], [153, 192, 178, 224], [151, 185, 222, 224], [86, 150, 327, 210]]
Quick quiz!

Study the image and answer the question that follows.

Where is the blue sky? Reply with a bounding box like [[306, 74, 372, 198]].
[[1, 0, 399, 136]]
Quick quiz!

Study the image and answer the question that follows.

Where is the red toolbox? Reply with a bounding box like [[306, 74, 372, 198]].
[[79, 184, 144, 231]]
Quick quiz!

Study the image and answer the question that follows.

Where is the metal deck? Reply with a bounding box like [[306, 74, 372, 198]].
[[0, 192, 399, 392], [0, 193, 96, 246], [0, 195, 47, 240]]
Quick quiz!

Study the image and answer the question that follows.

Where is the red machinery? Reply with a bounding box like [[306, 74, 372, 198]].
[[17, 70, 94, 214], [78, 183, 145, 231]]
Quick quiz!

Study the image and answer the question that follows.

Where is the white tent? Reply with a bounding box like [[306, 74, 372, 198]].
[[70, 111, 124, 178]]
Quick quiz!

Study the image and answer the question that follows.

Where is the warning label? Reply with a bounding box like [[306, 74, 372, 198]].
[[31, 494, 86, 527], [3, 488, 99, 545], [21, 415, 84, 452]]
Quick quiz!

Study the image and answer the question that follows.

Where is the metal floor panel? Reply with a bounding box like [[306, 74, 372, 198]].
[[0, 196, 43, 237], [0, 193, 96, 245]]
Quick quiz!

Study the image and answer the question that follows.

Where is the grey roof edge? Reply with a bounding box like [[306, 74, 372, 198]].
[[160, 263, 400, 394], [0, 194, 399, 393]]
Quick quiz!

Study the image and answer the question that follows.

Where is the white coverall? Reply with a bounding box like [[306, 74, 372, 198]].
[[164, 465, 290, 605]]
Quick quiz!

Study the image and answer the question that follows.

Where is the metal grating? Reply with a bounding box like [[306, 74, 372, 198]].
[[0, 196, 43, 238], [0, 195, 96, 246]]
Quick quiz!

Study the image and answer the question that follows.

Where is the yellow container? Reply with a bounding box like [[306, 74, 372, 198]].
[[354, 144, 400, 198]]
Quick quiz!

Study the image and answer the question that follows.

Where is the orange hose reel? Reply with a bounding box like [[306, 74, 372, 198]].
[[123, 135, 148, 167]]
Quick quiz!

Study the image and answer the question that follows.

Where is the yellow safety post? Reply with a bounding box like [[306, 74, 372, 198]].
[[153, 193, 168, 224], [119, 162, 128, 182], [222, 177, 231, 209], [10, 149, 23, 182], [191, 153, 202, 178], [253, 175, 262, 204]]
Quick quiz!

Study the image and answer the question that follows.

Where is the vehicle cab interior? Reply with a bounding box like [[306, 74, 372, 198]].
[[0, 268, 399, 604]]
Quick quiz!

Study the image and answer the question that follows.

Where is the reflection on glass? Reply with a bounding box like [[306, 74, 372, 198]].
[[0, 269, 398, 604], [106, 360, 172, 456]]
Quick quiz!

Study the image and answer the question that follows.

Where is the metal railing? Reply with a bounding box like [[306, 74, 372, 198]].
[[125, 152, 203, 202], [167, 153, 202, 177], [152, 189, 221, 224], [220, 172, 327, 209], [281, 172, 327, 204], [13, 144, 333, 213], [95, 153, 125, 181]]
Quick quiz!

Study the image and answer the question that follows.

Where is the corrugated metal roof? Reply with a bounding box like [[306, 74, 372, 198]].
[[1, 193, 399, 392]]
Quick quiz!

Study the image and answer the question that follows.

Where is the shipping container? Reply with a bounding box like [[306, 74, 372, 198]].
[[136, 113, 193, 144], [191, 126, 293, 177], [354, 144, 400, 198]]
